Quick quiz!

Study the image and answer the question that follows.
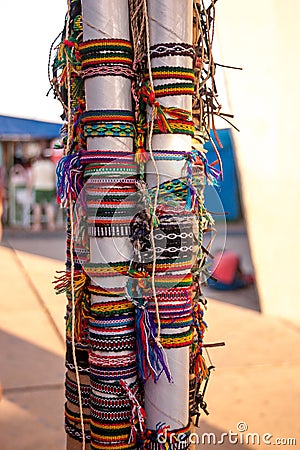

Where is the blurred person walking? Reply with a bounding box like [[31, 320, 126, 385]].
[[30, 148, 56, 231]]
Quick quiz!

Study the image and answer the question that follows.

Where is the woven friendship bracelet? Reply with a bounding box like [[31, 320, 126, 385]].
[[81, 109, 135, 138], [89, 351, 136, 368], [142, 287, 192, 302], [90, 361, 137, 379], [150, 42, 195, 59], [81, 110, 134, 124], [66, 343, 89, 373], [152, 117, 194, 136], [80, 150, 136, 164], [145, 66, 194, 81], [81, 52, 133, 64], [80, 39, 134, 79], [160, 327, 194, 348], [88, 216, 133, 227], [84, 261, 130, 277], [145, 422, 191, 450], [84, 162, 138, 177], [90, 379, 139, 396], [90, 423, 136, 449], [85, 177, 137, 186], [91, 390, 136, 411], [87, 189, 137, 202], [84, 123, 135, 138], [148, 295, 192, 314], [91, 317, 135, 332], [89, 333, 136, 352], [87, 204, 136, 218], [154, 81, 194, 98], [81, 65, 135, 79], [88, 224, 131, 237], [65, 418, 91, 443], [90, 299, 134, 316], [142, 244, 194, 260], [65, 374, 91, 408], [79, 38, 133, 55], [149, 149, 189, 161], [65, 404, 90, 425], [89, 283, 126, 297]]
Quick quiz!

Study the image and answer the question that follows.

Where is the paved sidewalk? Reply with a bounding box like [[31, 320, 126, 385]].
[[0, 226, 300, 450]]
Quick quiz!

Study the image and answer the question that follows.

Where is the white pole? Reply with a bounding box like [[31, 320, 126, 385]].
[[144, 0, 194, 440]]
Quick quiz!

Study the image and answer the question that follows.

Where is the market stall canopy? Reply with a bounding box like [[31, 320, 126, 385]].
[[0, 115, 62, 141]]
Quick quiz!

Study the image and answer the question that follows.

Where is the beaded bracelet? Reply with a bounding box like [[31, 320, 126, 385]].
[[145, 66, 194, 81], [150, 42, 195, 59]]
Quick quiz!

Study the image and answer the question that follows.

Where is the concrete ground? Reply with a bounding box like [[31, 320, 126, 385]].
[[0, 222, 299, 450]]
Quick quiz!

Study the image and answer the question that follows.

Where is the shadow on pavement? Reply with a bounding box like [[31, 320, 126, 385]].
[[2, 227, 66, 262], [0, 329, 65, 450]]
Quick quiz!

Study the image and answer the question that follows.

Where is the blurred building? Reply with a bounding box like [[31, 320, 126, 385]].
[[0, 115, 62, 227]]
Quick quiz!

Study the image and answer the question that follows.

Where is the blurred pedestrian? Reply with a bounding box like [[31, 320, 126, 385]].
[[30, 148, 56, 231]]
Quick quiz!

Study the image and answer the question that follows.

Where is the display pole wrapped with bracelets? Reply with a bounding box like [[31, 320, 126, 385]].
[[50, 0, 225, 449]]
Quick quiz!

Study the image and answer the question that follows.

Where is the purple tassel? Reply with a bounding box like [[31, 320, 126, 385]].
[[126, 278, 173, 383], [56, 152, 84, 207], [194, 150, 221, 185], [185, 156, 198, 211], [148, 313, 173, 383]]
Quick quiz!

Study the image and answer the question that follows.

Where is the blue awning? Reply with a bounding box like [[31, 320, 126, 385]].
[[0, 115, 62, 141], [204, 128, 241, 221]]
